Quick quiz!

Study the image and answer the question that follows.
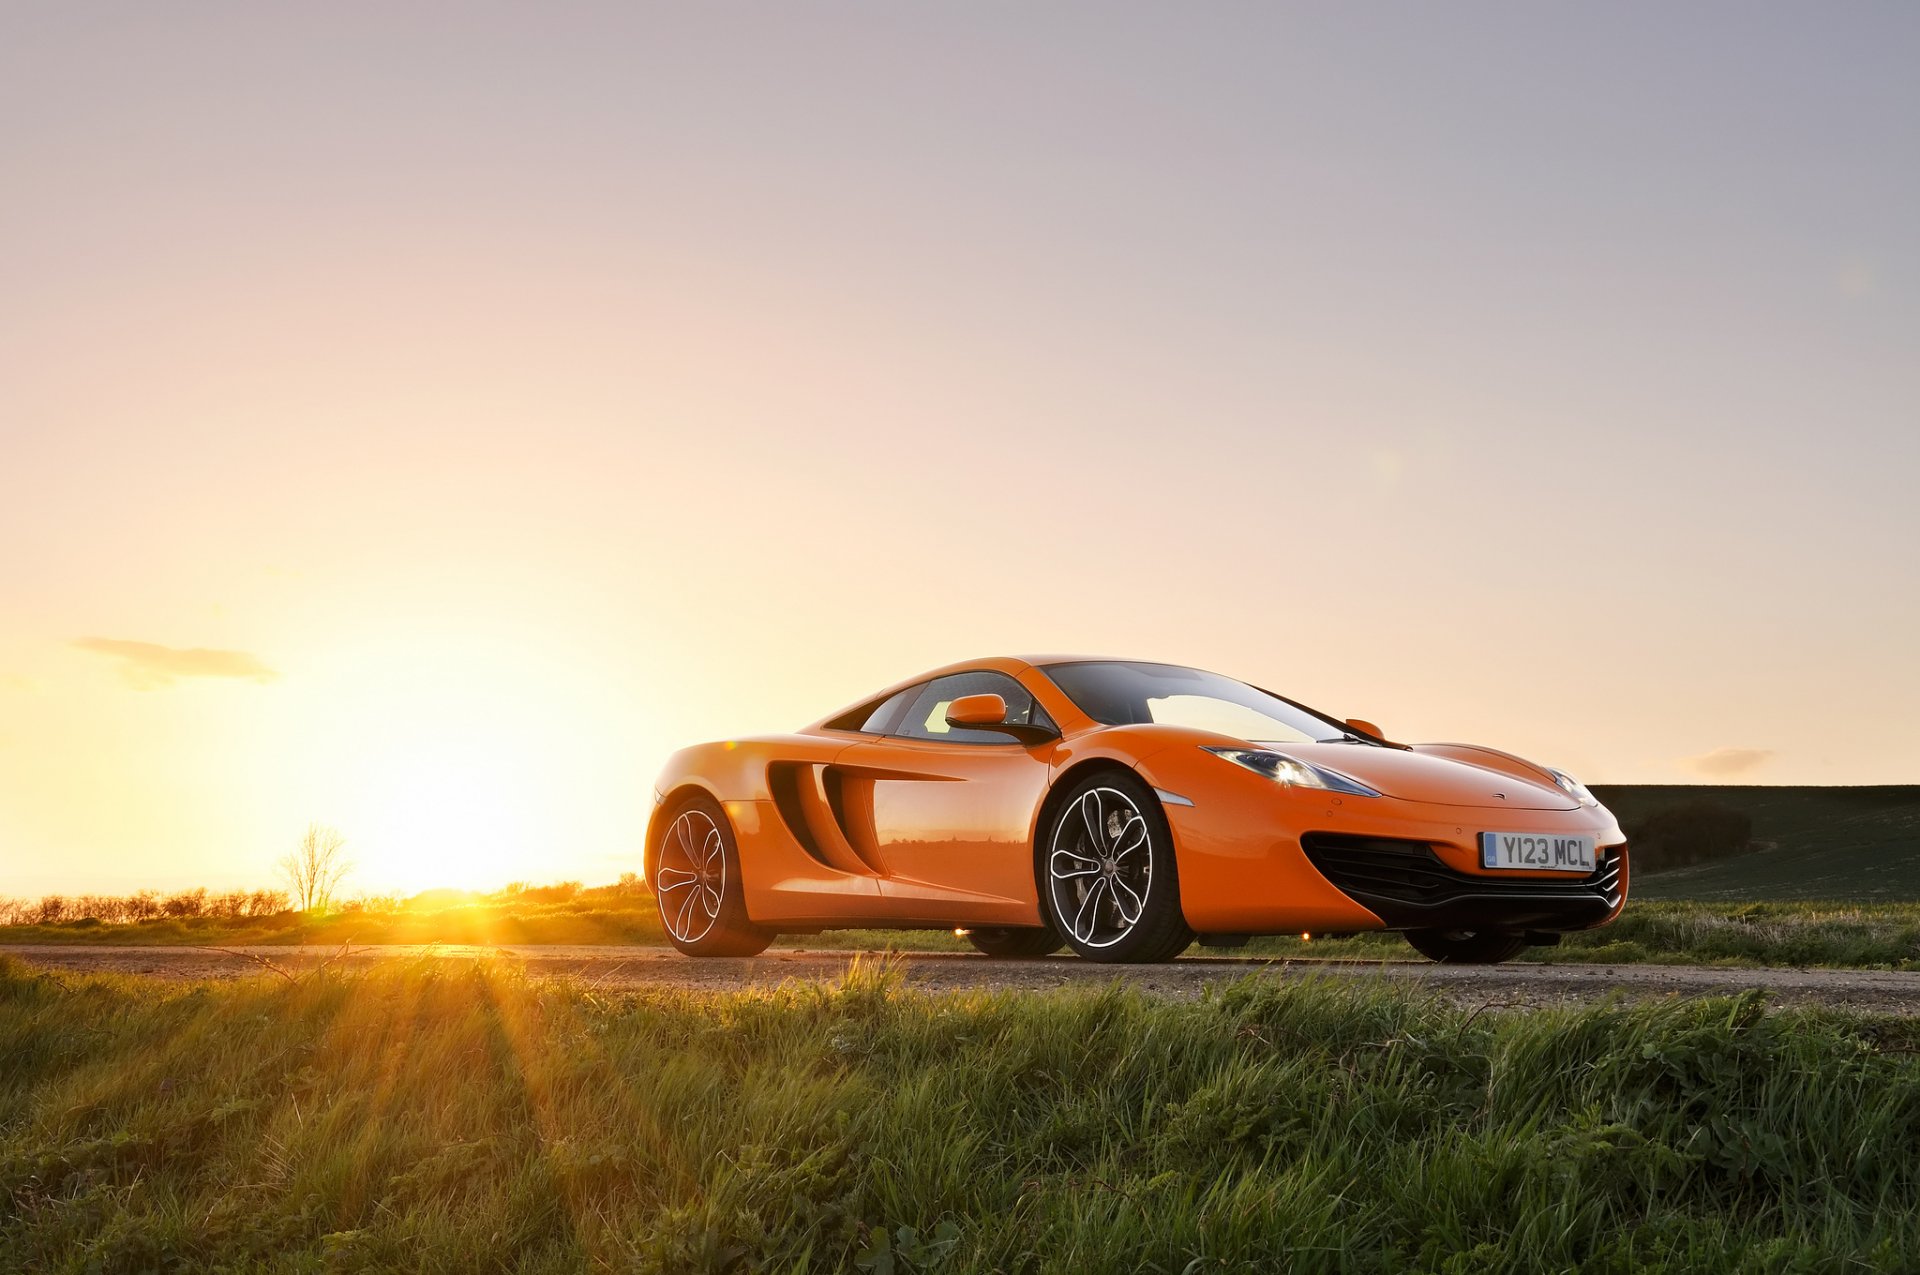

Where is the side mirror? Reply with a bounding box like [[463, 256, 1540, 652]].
[[944, 693, 1059, 745], [946, 693, 1009, 726], [1345, 718, 1385, 740]]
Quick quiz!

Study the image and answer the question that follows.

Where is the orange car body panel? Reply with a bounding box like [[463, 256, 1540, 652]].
[[649, 656, 1629, 936]]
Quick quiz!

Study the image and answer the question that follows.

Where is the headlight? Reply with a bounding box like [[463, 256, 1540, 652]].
[[1203, 747, 1380, 797], [1549, 769, 1599, 808]]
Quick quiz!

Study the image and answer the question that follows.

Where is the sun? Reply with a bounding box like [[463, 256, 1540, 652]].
[[351, 735, 542, 895], [255, 624, 646, 901]]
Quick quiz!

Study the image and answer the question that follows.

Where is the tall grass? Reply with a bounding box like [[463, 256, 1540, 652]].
[[4, 954, 1920, 1272]]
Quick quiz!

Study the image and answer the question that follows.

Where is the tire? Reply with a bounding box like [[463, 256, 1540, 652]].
[[1041, 771, 1193, 964], [1404, 928, 1528, 965], [653, 794, 773, 957], [966, 927, 1064, 959]]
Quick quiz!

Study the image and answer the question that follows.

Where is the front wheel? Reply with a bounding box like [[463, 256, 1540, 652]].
[[966, 927, 1064, 959], [1404, 928, 1528, 965], [1042, 773, 1192, 963], [654, 795, 773, 957]]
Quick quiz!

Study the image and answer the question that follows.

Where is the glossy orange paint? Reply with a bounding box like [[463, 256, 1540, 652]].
[[648, 655, 1628, 939], [945, 693, 1010, 726]]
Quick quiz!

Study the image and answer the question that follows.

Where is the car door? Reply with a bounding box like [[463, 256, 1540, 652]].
[[836, 671, 1056, 924]]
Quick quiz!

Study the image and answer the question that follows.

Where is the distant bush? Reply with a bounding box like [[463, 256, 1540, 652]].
[[208, 890, 248, 918], [1627, 800, 1754, 873], [0, 885, 292, 928], [511, 881, 583, 904], [162, 888, 207, 919], [0, 876, 643, 937]]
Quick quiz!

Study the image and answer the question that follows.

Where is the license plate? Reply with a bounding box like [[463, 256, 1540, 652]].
[[1481, 831, 1595, 872]]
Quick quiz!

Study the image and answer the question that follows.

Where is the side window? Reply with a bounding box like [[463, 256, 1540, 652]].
[[857, 686, 921, 734], [822, 684, 925, 734], [896, 672, 1052, 745]]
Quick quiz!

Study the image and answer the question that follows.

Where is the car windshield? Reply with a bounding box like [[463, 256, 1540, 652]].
[[1040, 661, 1351, 745]]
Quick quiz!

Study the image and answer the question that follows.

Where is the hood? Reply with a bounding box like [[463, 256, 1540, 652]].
[[1276, 742, 1578, 811]]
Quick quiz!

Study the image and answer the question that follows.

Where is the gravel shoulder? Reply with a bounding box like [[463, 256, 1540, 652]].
[[10, 944, 1920, 1014]]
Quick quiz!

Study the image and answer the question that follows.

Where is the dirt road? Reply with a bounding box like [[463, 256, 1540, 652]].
[[9, 943, 1920, 1014]]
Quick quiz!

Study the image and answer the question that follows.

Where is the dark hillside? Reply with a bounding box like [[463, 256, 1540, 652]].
[[1594, 785, 1920, 901]]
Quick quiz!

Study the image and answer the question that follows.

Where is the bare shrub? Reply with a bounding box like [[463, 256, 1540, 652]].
[[248, 889, 290, 916], [74, 894, 126, 923], [280, 824, 352, 913], [514, 881, 582, 904], [208, 890, 250, 919], [162, 888, 207, 919], [0, 884, 296, 929]]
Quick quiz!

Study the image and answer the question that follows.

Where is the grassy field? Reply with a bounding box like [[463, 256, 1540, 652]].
[[5, 955, 1920, 1273], [1227, 901, 1920, 969]]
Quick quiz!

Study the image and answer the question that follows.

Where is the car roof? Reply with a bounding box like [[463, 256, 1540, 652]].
[[894, 654, 1159, 683], [1008, 653, 1121, 667]]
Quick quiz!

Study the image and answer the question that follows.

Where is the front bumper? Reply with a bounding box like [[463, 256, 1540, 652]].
[[1300, 834, 1627, 932], [1151, 773, 1629, 933]]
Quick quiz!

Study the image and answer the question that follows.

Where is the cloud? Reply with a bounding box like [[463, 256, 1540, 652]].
[[73, 638, 279, 690], [1681, 747, 1775, 778]]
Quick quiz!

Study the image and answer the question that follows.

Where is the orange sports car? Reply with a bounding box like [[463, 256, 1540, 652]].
[[645, 657, 1627, 964]]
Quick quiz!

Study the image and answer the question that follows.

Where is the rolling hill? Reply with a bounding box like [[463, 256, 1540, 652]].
[[1594, 785, 1920, 901]]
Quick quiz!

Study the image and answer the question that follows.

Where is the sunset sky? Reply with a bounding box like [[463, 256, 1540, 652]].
[[3, 5, 1916, 897]]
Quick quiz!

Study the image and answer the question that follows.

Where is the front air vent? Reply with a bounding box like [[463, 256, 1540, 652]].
[[1300, 833, 1626, 929]]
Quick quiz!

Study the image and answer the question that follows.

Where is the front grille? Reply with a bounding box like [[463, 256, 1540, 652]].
[[1300, 833, 1625, 930]]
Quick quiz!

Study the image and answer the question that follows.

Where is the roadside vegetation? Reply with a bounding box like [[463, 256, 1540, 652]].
[[1227, 901, 1920, 969], [6, 892, 1920, 971], [4, 954, 1919, 1273], [0, 877, 659, 948]]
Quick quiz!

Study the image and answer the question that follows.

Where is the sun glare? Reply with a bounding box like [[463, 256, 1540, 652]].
[[353, 737, 541, 894], [302, 634, 624, 898]]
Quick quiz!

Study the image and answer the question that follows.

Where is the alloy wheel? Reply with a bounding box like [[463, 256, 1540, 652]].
[[657, 808, 726, 944], [1047, 786, 1152, 949]]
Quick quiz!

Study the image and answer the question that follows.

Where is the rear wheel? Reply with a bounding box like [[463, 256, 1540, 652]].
[[1042, 772, 1193, 964], [965, 927, 1064, 959], [654, 795, 773, 957], [1404, 928, 1528, 965]]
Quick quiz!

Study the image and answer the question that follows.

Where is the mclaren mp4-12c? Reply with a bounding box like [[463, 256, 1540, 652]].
[[646, 657, 1627, 964]]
